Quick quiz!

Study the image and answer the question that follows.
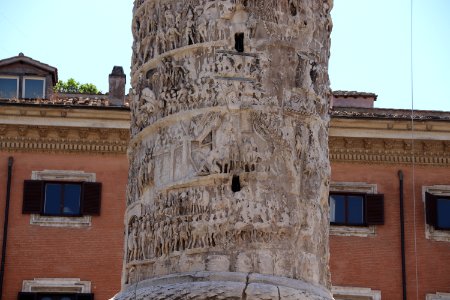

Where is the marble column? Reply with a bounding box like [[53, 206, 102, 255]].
[[116, 0, 333, 299]]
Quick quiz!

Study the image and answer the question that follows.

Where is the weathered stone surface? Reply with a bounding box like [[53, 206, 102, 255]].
[[117, 0, 333, 298], [113, 272, 331, 300]]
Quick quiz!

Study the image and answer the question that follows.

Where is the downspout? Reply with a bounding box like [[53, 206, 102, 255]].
[[0, 157, 13, 299], [398, 170, 407, 300]]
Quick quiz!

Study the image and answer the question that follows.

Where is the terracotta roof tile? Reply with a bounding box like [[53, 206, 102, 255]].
[[0, 94, 129, 107], [331, 107, 450, 121]]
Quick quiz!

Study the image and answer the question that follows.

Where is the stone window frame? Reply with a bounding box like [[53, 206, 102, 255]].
[[422, 185, 450, 242], [0, 75, 19, 98], [332, 286, 381, 300], [21, 278, 91, 293], [22, 76, 46, 99], [329, 182, 378, 237], [426, 293, 450, 300], [29, 170, 95, 228]]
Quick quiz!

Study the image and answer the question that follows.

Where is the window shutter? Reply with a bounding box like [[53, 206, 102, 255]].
[[425, 192, 438, 227], [22, 180, 44, 214], [366, 194, 384, 225], [81, 182, 102, 215], [77, 293, 94, 300], [17, 292, 36, 300]]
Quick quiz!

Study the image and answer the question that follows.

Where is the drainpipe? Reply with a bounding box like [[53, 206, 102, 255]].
[[0, 157, 13, 299], [398, 170, 407, 300]]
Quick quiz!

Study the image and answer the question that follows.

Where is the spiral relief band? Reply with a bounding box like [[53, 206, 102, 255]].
[[116, 1, 334, 299]]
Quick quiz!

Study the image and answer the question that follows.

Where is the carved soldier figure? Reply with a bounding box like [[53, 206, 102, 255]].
[[166, 26, 181, 50], [184, 9, 196, 45], [155, 30, 166, 55], [164, 5, 176, 28], [197, 17, 208, 43], [145, 215, 153, 258], [178, 217, 190, 250], [139, 217, 147, 259], [127, 219, 139, 262]]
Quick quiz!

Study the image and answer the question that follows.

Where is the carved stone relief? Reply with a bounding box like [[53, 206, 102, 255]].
[[119, 0, 333, 299]]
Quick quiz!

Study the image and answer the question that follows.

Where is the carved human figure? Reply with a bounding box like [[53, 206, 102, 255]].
[[166, 26, 181, 50], [145, 215, 153, 258], [127, 219, 138, 262], [153, 222, 162, 257], [164, 5, 175, 28], [184, 9, 196, 45], [179, 217, 190, 250], [197, 17, 208, 43], [138, 217, 147, 259]]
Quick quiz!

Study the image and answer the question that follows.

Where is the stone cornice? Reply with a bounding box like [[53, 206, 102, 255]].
[[330, 136, 450, 166], [0, 124, 129, 154], [330, 112, 450, 165], [0, 105, 130, 154]]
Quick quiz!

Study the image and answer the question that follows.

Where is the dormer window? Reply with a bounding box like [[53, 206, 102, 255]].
[[23, 77, 46, 99], [0, 54, 56, 99], [0, 76, 19, 98]]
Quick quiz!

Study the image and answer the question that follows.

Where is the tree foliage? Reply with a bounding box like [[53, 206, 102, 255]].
[[54, 78, 101, 94]]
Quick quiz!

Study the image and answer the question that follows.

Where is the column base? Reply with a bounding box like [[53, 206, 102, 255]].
[[113, 272, 333, 300]]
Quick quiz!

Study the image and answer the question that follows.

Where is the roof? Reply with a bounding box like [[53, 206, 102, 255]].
[[0, 94, 130, 108], [0, 53, 58, 83], [332, 107, 450, 121], [332, 90, 378, 100]]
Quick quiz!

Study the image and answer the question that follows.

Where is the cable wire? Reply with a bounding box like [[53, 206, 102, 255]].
[[410, 0, 420, 299]]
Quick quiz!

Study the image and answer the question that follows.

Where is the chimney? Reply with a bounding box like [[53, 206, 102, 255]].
[[109, 66, 126, 106]]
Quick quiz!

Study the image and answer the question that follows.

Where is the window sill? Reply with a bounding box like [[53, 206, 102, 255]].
[[330, 225, 376, 237], [22, 278, 91, 293], [332, 286, 381, 300], [426, 292, 450, 300], [425, 225, 450, 242], [30, 214, 91, 228]]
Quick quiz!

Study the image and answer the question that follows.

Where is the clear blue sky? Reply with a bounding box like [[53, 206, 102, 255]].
[[1, 0, 449, 111]]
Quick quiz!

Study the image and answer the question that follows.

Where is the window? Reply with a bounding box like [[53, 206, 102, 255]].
[[44, 182, 82, 216], [23, 77, 45, 99], [18, 293, 93, 300], [329, 192, 384, 226], [20, 278, 93, 300], [0, 76, 19, 98], [426, 192, 450, 230], [23, 180, 101, 217], [332, 286, 381, 300]]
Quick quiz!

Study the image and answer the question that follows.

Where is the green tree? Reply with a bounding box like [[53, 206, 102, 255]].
[[54, 78, 101, 94]]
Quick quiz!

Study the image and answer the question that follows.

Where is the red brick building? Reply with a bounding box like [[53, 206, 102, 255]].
[[0, 55, 449, 299], [329, 93, 450, 299], [0, 54, 130, 300]]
